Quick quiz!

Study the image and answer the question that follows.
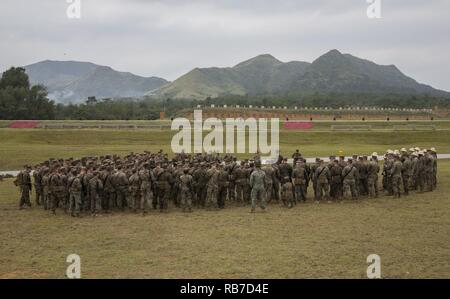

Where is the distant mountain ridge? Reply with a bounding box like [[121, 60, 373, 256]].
[[23, 50, 450, 103], [150, 54, 311, 99], [24, 60, 168, 103], [149, 50, 449, 99]]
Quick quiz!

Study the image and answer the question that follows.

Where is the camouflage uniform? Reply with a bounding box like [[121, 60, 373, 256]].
[[128, 171, 141, 212], [225, 160, 237, 201], [16, 169, 32, 208], [179, 171, 194, 212], [88, 174, 103, 214], [33, 168, 43, 205], [42, 172, 50, 210], [217, 167, 229, 209], [390, 158, 403, 198], [250, 165, 266, 211], [314, 163, 330, 201], [193, 165, 207, 207], [138, 168, 154, 214], [342, 162, 358, 200], [367, 159, 380, 198], [205, 166, 219, 209], [281, 181, 294, 208], [114, 169, 129, 210], [156, 167, 172, 211], [329, 162, 342, 200], [233, 164, 247, 204], [263, 165, 275, 202], [68, 174, 82, 217], [50, 172, 66, 214], [424, 153, 434, 191], [383, 157, 393, 195], [292, 164, 307, 202], [401, 155, 412, 195]]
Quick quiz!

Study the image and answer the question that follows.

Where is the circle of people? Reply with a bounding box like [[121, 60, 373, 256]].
[[14, 146, 438, 216]]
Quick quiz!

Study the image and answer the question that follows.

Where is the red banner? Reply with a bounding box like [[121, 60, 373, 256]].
[[9, 121, 40, 128], [283, 121, 313, 130]]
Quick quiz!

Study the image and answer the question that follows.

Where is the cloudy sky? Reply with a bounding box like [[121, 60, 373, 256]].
[[1, 0, 449, 90]]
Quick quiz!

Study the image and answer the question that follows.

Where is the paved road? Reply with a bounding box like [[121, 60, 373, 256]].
[[1, 154, 449, 177]]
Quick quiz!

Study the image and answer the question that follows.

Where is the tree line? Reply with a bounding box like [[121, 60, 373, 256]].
[[1, 67, 449, 120]]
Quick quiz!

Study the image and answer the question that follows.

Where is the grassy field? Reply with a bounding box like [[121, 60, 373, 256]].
[[1, 126, 449, 170], [1, 161, 449, 278], [1, 120, 449, 278]]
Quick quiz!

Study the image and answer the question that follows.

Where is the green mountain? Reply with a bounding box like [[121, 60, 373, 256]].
[[24, 60, 168, 103], [149, 54, 310, 99], [149, 50, 448, 99]]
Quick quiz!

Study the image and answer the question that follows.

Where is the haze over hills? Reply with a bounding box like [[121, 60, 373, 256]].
[[24, 60, 168, 103], [22, 50, 449, 103], [149, 50, 449, 100]]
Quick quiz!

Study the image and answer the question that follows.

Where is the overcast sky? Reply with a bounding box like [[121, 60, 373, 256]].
[[1, 0, 449, 90]]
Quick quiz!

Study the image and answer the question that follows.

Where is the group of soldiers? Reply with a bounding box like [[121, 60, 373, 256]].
[[14, 146, 438, 216]]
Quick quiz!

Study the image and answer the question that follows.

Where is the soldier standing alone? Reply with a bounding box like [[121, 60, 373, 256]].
[[250, 161, 267, 212]]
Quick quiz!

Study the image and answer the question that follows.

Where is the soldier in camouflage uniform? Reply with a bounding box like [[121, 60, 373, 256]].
[[217, 164, 229, 209], [292, 149, 301, 165], [225, 158, 237, 202], [262, 164, 275, 202], [172, 163, 184, 207], [314, 160, 330, 202], [400, 149, 412, 196], [310, 158, 320, 200], [128, 168, 141, 213], [83, 167, 94, 211], [33, 165, 43, 206], [430, 148, 437, 189], [342, 158, 358, 200], [279, 158, 294, 205], [16, 165, 32, 209], [367, 153, 380, 198], [416, 151, 426, 192], [329, 159, 342, 201], [390, 154, 403, 198], [68, 168, 82, 217], [156, 163, 172, 212], [383, 151, 394, 195], [250, 161, 267, 212], [234, 161, 247, 205], [271, 163, 281, 203], [292, 160, 307, 202], [59, 167, 69, 213], [205, 163, 219, 210], [50, 167, 66, 215], [193, 163, 207, 207], [102, 166, 115, 213], [41, 167, 51, 210], [138, 164, 153, 215], [114, 166, 129, 211], [88, 171, 103, 215], [179, 168, 194, 212], [424, 150, 434, 191]]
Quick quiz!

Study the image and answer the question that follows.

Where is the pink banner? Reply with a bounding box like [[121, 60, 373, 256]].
[[283, 121, 313, 130], [9, 121, 40, 128]]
